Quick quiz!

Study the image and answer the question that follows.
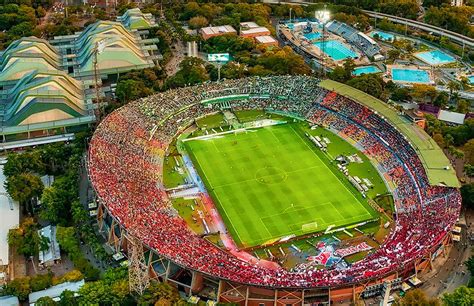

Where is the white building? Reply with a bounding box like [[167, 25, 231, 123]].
[[38, 225, 61, 268], [0, 163, 20, 285]]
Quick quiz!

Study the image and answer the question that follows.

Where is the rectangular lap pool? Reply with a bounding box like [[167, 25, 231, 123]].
[[304, 32, 322, 40], [414, 50, 456, 66], [313, 40, 357, 61], [391, 68, 431, 84], [370, 31, 394, 42], [353, 66, 382, 76]]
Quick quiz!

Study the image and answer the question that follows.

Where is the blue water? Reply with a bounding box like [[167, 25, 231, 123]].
[[313, 40, 358, 61], [304, 32, 321, 40], [415, 50, 455, 65], [370, 31, 394, 41], [392, 68, 431, 83], [353, 66, 382, 76], [468, 75, 474, 84], [287, 23, 294, 30]]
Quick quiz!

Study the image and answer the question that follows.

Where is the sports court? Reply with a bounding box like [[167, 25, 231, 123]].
[[184, 124, 376, 248]]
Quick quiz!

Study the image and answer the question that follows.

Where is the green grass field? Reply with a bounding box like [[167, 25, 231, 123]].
[[184, 124, 378, 248]]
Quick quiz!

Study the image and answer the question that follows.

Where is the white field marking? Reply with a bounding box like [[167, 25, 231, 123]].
[[289, 125, 372, 217]]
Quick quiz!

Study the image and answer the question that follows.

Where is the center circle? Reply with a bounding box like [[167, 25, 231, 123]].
[[255, 166, 288, 185]]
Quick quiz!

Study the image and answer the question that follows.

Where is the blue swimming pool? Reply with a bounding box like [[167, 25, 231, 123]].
[[353, 66, 382, 76], [415, 50, 455, 65], [392, 68, 431, 83], [313, 40, 357, 61], [468, 75, 474, 84], [286, 23, 294, 30], [304, 32, 321, 40], [370, 31, 394, 42]]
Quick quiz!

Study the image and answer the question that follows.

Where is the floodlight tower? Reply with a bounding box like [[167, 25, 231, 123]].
[[316, 7, 330, 78], [92, 39, 109, 122]]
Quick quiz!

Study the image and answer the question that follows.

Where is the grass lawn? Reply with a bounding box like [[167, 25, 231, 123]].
[[184, 123, 378, 248]]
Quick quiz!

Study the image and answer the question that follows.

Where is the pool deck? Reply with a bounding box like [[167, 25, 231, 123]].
[[413, 50, 456, 66], [386, 65, 435, 85], [278, 25, 369, 68]]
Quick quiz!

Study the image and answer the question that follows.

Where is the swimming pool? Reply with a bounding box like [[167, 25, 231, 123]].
[[353, 66, 382, 76], [313, 40, 358, 61], [304, 32, 321, 40], [370, 31, 394, 42], [468, 75, 474, 84], [391, 68, 431, 83], [414, 50, 456, 66]]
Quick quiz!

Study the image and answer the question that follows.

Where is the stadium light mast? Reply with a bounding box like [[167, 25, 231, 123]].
[[93, 39, 109, 123], [316, 7, 330, 78]]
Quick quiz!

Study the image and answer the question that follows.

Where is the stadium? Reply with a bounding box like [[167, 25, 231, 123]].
[[87, 76, 461, 304]]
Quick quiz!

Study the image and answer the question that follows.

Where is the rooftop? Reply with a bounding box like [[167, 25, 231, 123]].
[[201, 25, 237, 36], [255, 35, 277, 44]]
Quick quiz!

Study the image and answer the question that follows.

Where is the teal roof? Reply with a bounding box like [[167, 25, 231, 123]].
[[71, 21, 155, 77], [117, 8, 156, 30], [0, 37, 61, 83]]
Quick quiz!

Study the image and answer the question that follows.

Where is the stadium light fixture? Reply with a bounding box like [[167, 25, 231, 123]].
[[316, 10, 330, 24]]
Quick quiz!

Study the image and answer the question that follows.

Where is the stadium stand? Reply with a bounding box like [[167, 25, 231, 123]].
[[88, 76, 461, 288], [326, 20, 382, 58]]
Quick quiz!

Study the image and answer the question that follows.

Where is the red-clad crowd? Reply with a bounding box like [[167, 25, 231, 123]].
[[88, 76, 461, 288]]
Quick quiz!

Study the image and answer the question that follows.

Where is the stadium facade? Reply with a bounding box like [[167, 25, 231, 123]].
[[88, 76, 460, 304], [0, 16, 159, 144]]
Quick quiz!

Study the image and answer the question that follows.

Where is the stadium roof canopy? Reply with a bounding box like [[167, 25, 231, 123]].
[[117, 8, 156, 30], [320, 79, 460, 188]]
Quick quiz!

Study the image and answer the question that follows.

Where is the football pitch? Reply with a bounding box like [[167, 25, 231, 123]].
[[184, 124, 377, 248]]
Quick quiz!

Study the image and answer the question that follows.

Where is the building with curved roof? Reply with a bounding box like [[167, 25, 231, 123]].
[[52, 21, 157, 78], [0, 37, 61, 84], [0, 70, 88, 127], [117, 8, 156, 30]]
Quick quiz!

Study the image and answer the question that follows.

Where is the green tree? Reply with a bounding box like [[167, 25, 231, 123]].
[[138, 281, 181, 305], [165, 57, 210, 89], [8, 218, 48, 257], [58, 290, 78, 306], [464, 164, 474, 177], [35, 296, 57, 306], [5, 173, 44, 209], [460, 184, 474, 209], [4, 151, 43, 177], [347, 74, 386, 99], [40, 175, 78, 225], [442, 286, 474, 306], [188, 15, 208, 29], [115, 79, 151, 103], [30, 273, 53, 292], [457, 99, 470, 114], [394, 288, 439, 305], [1, 277, 31, 301]]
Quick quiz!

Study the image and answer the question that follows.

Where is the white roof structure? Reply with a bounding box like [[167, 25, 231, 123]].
[[0, 295, 19, 306], [255, 36, 278, 44], [240, 21, 259, 29], [0, 164, 20, 267], [28, 280, 84, 305], [358, 32, 377, 45], [38, 225, 61, 266], [201, 25, 237, 36], [241, 27, 270, 36], [438, 110, 466, 125]]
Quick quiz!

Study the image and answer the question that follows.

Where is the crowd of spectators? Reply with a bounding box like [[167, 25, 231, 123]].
[[87, 76, 461, 288]]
